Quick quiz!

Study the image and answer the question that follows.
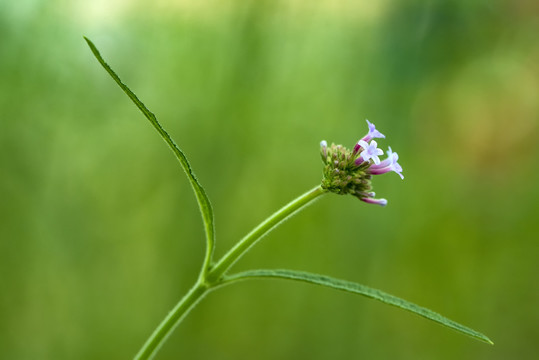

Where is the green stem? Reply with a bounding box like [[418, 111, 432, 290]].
[[134, 185, 326, 360], [134, 281, 209, 360], [207, 185, 327, 283]]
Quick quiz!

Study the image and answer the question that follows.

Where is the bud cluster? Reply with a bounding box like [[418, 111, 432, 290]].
[[320, 120, 403, 206]]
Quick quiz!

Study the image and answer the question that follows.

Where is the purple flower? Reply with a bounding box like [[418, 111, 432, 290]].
[[360, 197, 388, 206], [356, 140, 384, 165], [369, 147, 404, 179], [363, 119, 385, 141], [354, 119, 385, 153]]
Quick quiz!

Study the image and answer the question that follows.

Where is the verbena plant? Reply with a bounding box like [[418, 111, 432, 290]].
[[85, 37, 493, 360]]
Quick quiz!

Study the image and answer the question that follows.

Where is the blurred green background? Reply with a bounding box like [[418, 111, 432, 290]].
[[1, 0, 538, 359]]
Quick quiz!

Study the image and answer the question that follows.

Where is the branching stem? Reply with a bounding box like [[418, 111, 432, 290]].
[[134, 185, 327, 360], [207, 185, 326, 283]]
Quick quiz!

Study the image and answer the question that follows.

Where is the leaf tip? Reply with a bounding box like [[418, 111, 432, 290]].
[[83, 36, 99, 52], [473, 333, 494, 345]]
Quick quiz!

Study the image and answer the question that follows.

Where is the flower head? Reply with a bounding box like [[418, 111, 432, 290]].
[[320, 119, 403, 206]]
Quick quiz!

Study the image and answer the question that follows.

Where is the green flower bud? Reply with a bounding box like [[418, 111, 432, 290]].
[[320, 142, 373, 199]]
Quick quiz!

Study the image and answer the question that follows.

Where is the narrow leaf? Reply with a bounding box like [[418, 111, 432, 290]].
[[224, 269, 493, 344], [84, 37, 215, 267]]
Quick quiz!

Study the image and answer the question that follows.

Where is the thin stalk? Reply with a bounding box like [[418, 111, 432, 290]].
[[207, 185, 327, 283], [134, 282, 209, 360]]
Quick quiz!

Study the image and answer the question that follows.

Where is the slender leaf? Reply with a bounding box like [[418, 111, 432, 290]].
[[84, 37, 215, 267], [224, 269, 493, 344]]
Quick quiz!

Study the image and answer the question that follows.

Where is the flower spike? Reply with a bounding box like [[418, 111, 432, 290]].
[[320, 119, 402, 206]]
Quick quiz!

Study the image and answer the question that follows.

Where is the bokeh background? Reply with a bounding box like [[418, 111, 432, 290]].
[[1, 0, 538, 359]]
